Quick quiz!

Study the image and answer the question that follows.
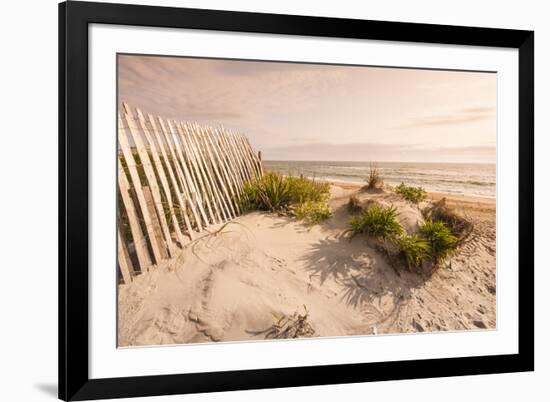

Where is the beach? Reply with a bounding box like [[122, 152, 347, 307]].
[[118, 181, 496, 346], [263, 160, 496, 198]]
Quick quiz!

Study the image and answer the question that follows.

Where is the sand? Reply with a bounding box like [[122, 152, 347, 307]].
[[118, 183, 496, 347]]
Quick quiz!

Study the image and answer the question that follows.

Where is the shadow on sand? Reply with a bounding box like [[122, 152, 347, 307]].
[[299, 232, 432, 311]]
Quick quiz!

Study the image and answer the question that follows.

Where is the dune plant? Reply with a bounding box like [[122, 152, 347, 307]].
[[241, 172, 331, 223], [419, 219, 457, 260], [241, 172, 292, 212], [423, 198, 473, 241], [286, 175, 331, 204], [366, 163, 382, 189], [292, 200, 332, 224], [266, 305, 316, 339], [395, 182, 427, 204], [348, 205, 403, 241], [395, 234, 431, 270]]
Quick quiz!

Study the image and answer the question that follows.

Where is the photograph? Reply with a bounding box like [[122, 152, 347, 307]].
[[116, 54, 497, 347]]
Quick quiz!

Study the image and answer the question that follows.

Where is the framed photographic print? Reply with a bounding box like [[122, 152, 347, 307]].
[[59, 1, 534, 400]]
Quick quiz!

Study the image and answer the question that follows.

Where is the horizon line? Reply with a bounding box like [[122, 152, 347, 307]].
[[262, 159, 496, 165]]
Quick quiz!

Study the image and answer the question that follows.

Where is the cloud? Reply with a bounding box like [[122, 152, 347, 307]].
[[118, 55, 349, 121], [400, 106, 495, 129], [117, 55, 497, 163]]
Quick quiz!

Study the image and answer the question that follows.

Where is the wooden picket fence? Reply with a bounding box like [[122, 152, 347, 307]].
[[117, 103, 263, 284]]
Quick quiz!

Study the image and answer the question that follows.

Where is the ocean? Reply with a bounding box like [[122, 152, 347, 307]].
[[262, 160, 496, 198]]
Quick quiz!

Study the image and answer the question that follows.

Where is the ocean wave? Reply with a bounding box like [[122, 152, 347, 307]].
[[263, 161, 496, 197]]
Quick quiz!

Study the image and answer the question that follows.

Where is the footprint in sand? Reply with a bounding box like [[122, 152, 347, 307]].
[[472, 320, 487, 329]]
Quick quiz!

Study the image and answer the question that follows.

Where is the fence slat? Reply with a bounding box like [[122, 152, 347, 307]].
[[189, 122, 232, 221], [118, 114, 164, 266], [147, 114, 195, 242], [176, 122, 217, 225], [244, 136, 263, 177], [156, 116, 200, 236], [224, 129, 250, 184], [135, 107, 187, 247], [205, 127, 241, 214], [122, 106, 175, 258], [197, 125, 237, 218], [183, 123, 222, 224], [187, 123, 229, 222], [219, 128, 246, 191], [118, 158, 151, 270], [117, 224, 134, 284], [233, 131, 256, 181], [117, 104, 264, 275], [166, 119, 207, 230]]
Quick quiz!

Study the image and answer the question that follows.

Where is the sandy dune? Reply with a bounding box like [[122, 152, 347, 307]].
[[118, 184, 496, 347]]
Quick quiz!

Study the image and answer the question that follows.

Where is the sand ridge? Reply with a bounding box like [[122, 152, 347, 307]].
[[118, 184, 496, 347]]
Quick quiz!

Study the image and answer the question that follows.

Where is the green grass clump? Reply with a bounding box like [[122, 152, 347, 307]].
[[395, 234, 431, 270], [241, 172, 331, 223], [422, 198, 473, 241], [292, 200, 332, 224], [241, 172, 292, 212], [395, 182, 427, 204], [348, 205, 403, 241], [366, 163, 382, 189], [419, 219, 457, 259], [285, 175, 330, 204]]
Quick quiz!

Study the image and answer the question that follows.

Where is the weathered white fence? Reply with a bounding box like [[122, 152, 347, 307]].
[[117, 103, 263, 283]]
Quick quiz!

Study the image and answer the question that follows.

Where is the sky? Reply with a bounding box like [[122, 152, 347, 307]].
[[118, 54, 497, 163]]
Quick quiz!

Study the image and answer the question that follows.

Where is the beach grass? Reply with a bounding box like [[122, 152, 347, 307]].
[[292, 200, 332, 224], [395, 182, 428, 204], [346, 195, 461, 271], [348, 205, 403, 241], [395, 234, 431, 270], [419, 219, 458, 260], [423, 198, 474, 242], [365, 163, 382, 189], [241, 172, 331, 223]]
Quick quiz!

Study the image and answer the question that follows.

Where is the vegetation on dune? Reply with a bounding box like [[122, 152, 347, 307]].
[[423, 198, 473, 243], [395, 182, 427, 204], [365, 163, 382, 189], [265, 305, 316, 339], [241, 172, 331, 224], [419, 219, 458, 260], [395, 234, 431, 270], [347, 199, 462, 272], [241, 172, 292, 212], [286, 175, 331, 205], [292, 200, 332, 224], [348, 205, 403, 241]]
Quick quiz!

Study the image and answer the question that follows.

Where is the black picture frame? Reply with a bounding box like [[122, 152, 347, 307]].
[[59, 1, 534, 400]]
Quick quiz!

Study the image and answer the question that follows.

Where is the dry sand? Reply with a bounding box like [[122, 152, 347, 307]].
[[118, 183, 496, 347]]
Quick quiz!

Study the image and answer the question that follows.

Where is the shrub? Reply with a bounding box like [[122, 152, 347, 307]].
[[395, 182, 427, 204], [241, 172, 292, 212], [422, 198, 473, 241], [348, 205, 403, 240], [395, 234, 431, 270], [292, 200, 332, 224], [366, 163, 382, 189], [241, 172, 331, 223], [285, 175, 330, 204], [419, 219, 457, 259]]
